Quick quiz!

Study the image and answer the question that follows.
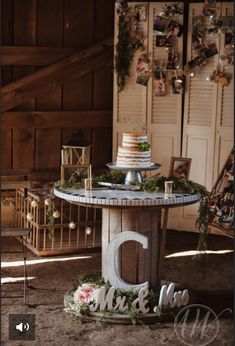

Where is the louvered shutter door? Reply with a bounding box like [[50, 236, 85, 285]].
[[180, 2, 233, 231], [113, 2, 149, 160], [213, 2, 234, 177], [147, 2, 183, 176]]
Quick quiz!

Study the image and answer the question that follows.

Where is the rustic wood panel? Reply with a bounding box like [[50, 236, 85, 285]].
[[64, 0, 94, 48], [1, 0, 13, 86], [1, 46, 79, 65], [13, 0, 36, 110], [93, 67, 113, 110], [94, 0, 115, 43], [92, 127, 112, 168], [1, 38, 113, 112], [35, 129, 61, 170], [1, 130, 12, 169], [2, 111, 112, 129], [63, 74, 93, 110], [12, 129, 34, 169]]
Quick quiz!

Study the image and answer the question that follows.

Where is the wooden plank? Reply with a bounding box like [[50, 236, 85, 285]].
[[0, 130, 12, 169], [1, 0, 13, 85], [63, 0, 94, 112], [1, 37, 113, 112], [35, 129, 61, 170], [13, 0, 36, 111], [12, 129, 34, 169], [1, 181, 31, 190], [36, 0, 64, 111], [92, 128, 112, 168], [93, 67, 113, 110], [63, 74, 93, 110], [1, 46, 79, 65], [64, 0, 94, 48], [94, 0, 115, 43], [1, 228, 31, 237], [2, 111, 112, 129]]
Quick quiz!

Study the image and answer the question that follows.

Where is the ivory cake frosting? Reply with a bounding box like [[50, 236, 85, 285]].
[[116, 132, 151, 167]]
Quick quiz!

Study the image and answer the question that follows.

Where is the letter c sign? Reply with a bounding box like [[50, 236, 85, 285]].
[[105, 231, 148, 292]]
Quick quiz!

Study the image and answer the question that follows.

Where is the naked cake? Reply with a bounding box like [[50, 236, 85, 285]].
[[116, 132, 151, 167]]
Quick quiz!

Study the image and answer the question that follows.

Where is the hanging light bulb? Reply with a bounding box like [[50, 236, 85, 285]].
[[85, 227, 92, 235], [69, 221, 76, 230], [31, 200, 38, 208], [206, 75, 212, 81], [26, 212, 33, 221], [53, 210, 60, 219], [44, 198, 51, 206], [190, 72, 195, 77]]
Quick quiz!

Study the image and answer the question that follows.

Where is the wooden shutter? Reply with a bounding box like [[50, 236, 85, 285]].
[[213, 2, 234, 177], [113, 2, 149, 160], [180, 2, 233, 231], [147, 2, 183, 176]]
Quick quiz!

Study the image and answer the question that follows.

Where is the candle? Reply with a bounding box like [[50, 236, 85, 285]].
[[165, 181, 173, 198], [89, 164, 92, 179]]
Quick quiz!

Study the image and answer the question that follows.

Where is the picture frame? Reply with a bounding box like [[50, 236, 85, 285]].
[[169, 157, 192, 179], [60, 164, 90, 186], [209, 149, 234, 233]]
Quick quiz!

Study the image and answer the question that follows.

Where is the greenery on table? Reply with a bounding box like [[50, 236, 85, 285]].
[[54, 170, 213, 254]]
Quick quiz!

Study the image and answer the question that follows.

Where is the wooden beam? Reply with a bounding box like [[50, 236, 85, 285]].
[[2, 111, 112, 128], [1, 37, 114, 112], [2, 46, 79, 65]]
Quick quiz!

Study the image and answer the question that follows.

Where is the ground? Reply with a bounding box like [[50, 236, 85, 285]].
[[1, 230, 233, 346]]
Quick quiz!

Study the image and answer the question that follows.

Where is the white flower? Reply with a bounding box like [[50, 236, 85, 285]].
[[74, 283, 100, 304]]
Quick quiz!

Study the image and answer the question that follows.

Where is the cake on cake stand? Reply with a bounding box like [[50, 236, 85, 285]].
[[106, 162, 161, 185]]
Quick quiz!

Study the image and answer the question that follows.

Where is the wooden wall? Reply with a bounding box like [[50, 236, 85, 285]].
[[1, 0, 115, 181]]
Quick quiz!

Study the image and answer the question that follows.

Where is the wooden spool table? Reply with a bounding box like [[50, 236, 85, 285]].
[[54, 187, 200, 287]]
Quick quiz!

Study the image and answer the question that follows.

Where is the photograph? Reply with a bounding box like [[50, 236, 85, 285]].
[[169, 157, 192, 179], [153, 15, 169, 33], [209, 149, 234, 231], [156, 35, 173, 47]]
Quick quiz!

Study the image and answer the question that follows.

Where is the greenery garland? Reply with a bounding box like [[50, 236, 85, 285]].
[[53, 170, 213, 254], [115, 14, 144, 91]]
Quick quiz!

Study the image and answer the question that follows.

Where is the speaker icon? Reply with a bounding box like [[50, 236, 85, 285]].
[[16, 322, 30, 333]]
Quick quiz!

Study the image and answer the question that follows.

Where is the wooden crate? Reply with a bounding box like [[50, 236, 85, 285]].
[[15, 187, 101, 256]]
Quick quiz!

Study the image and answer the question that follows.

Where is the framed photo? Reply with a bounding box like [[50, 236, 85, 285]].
[[169, 157, 192, 179], [209, 149, 234, 232], [60, 164, 89, 186]]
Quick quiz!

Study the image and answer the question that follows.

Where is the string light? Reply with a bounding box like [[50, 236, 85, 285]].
[[44, 198, 51, 206], [69, 221, 76, 230], [53, 210, 60, 219], [190, 72, 195, 77], [85, 227, 92, 235], [26, 212, 33, 221], [31, 200, 38, 208]]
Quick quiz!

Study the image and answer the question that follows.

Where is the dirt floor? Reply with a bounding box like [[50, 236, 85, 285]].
[[1, 230, 234, 346]]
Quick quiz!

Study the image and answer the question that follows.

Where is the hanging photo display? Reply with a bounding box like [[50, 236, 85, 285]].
[[136, 54, 151, 86], [156, 35, 173, 47], [135, 4, 147, 22], [115, 0, 128, 14], [167, 49, 180, 69], [209, 149, 234, 231], [172, 73, 184, 94], [153, 65, 166, 96], [154, 15, 169, 33]]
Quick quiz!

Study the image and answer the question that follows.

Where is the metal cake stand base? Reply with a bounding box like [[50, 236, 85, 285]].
[[106, 163, 161, 185]]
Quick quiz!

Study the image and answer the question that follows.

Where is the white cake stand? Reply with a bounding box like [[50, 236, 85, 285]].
[[106, 162, 161, 185]]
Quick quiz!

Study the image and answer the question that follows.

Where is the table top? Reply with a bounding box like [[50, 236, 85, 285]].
[[54, 186, 200, 208]]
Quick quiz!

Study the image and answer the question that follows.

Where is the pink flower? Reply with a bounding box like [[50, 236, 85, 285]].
[[74, 283, 100, 304]]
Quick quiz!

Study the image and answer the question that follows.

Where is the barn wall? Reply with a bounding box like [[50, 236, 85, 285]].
[[1, 0, 115, 180]]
